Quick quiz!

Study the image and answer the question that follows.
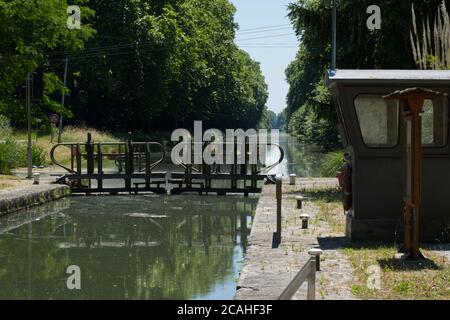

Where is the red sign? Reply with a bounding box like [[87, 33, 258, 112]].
[[49, 114, 59, 125]]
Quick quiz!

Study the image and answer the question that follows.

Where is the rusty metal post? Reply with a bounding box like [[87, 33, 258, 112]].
[[384, 88, 445, 260]]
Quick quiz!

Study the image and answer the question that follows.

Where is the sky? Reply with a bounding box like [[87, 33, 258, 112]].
[[230, 0, 299, 114]]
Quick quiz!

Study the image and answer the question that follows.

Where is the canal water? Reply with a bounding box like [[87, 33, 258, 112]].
[[266, 133, 323, 177], [1, 134, 322, 299], [0, 195, 256, 299]]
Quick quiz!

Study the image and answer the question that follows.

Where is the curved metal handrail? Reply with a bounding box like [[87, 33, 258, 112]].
[[257, 143, 285, 175], [50, 141, 166, 174], [50, 143, 79, 174], [174, 142, 285, 175]]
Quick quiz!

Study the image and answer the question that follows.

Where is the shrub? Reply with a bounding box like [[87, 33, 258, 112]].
[[0, 144, 10, 174], [320, 150, 344, 177], [32, 144, 47, 166], [0, 115, 21, 174], [0, 115, 48, 171]]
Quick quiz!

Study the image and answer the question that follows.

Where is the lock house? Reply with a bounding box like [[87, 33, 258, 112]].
[[326, 70, 450, 242]]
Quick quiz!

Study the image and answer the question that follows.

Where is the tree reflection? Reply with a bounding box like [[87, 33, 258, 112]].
[[0, 196, 257, 299]]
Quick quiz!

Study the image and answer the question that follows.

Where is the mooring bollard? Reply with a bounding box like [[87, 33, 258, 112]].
[[275, 174, 283, 246], [33, 173, 40, 185], [289, 174, 296, 185], [300, 213, 310, 229], [308, 248, 323, 271], [296, 195, 304, 209]]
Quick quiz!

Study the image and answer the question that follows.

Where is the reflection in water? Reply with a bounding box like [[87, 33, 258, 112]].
[[0, 195, 256, 300], [266, 133, 323, 177]]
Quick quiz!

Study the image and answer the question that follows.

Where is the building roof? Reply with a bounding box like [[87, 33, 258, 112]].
[[326, 69, 450, 85]]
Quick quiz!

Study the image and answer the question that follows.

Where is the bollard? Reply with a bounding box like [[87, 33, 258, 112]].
[[296, 195, 304, 209], [300, 213, 310, 229], [289, 174, 296, 185], [308, 248, 323, 271], [33, 173, 40, 185]]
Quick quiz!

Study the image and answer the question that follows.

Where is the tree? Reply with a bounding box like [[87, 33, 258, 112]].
[[0, 0, 94, 127], [64, 0, 268, 132], [285, 0, 446, 150]]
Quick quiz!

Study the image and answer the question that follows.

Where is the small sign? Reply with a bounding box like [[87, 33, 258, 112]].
[[49, 114, 59, 125]]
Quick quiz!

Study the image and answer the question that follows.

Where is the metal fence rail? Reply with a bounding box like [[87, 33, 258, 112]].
[[278, 256, 316, 300]]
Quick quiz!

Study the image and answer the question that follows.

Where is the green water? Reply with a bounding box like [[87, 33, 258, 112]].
[[267, 133, 323, 177], [0, 133, 321, 300], [0, 195, 256, 300]]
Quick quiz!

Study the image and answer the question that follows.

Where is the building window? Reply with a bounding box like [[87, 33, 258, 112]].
[[421, 97, 448, 147], [354, 95, 399, 148]]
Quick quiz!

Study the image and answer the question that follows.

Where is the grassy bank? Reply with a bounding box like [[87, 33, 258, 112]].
[[307, 187, 449, 300], [0, 118, 121, 174], [344, 245, 449, 300], [14, 126, 120, 167]]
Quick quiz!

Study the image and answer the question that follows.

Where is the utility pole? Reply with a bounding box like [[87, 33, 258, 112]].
[[331, 0, 337, 70], [58, 58, 69, 143], [26, 72, 33, 179]]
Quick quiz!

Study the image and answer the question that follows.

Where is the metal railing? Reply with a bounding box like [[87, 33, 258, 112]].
[[278, 255, 317, 300]]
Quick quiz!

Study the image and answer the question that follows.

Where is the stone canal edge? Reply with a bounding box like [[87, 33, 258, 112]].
[[0, 183, 70, 217], [235, 178, 357, 300]]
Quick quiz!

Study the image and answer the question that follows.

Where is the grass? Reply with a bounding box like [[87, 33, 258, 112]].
[[0, 174, 23, 190], [302, 187, 346, 234], [0, 174, 22, 181], [304, 186, 450, 300], [14, 126, 120, 167], [343, 245, 449, 300]]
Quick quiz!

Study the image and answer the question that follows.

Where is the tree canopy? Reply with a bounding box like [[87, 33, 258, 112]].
[[0, 0, 269, 134], [285, 0, 447, 151]]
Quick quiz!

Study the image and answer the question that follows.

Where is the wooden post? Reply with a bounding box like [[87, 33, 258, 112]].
[[86, 133, 94, 175], [125, 132, 133, 190], [76, 143, 82, 188], [145, 143, 151, 189], [307, 257, 316, 300], [70, 145, 74, 172], [97, 143, 103, 190]]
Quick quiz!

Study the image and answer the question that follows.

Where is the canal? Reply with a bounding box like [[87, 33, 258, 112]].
[[0, 134, 323, 299]]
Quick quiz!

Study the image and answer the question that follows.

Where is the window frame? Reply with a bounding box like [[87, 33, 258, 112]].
[[420, 96, 450, 149], [353, 93, 401, 149]]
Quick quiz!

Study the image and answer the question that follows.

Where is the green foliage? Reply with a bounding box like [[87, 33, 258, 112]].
[[0, 116, 21, 173], [0, 1, 267, 134], [320, 150, 344, 177], [285, 0, 447, 150], [65, 0, 268, 132], [32, 145, 47, 166], [0, 0, 95, 127]]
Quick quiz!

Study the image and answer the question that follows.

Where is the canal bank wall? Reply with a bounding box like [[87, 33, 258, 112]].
[[235, 178, 356, 300], [0, 182, 70, 216]]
